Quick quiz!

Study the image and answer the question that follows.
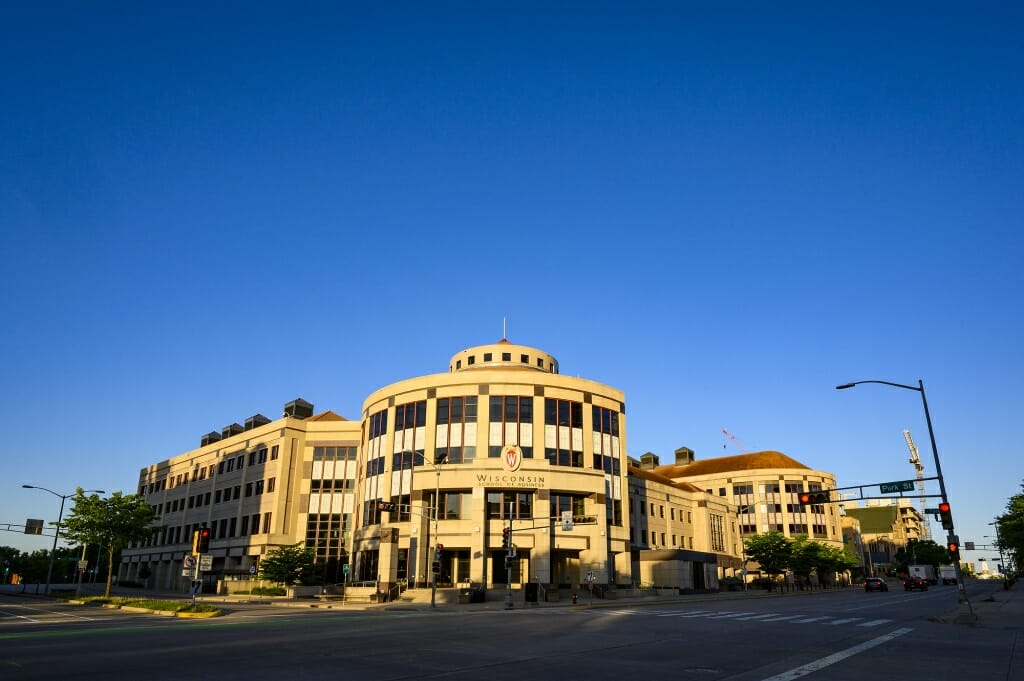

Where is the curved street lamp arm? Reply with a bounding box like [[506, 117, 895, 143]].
[[835, 380, 920, 392]]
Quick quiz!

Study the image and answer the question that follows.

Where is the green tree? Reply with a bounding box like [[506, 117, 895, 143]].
[[258, 543, 317, 587], [995, 481, 1024, 573], [894, 539, 949, 574], [60, 488, 161, 597], [744, 532, 793, 589], [788, 536, 822, 586]]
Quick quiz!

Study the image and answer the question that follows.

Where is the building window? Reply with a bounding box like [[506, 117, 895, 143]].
[[271, 445, 279, 460], [488, 396, 534, 458], [394, 400, 427, 431], [591, 406, 620, 436], [305, 513, 350, 582], [502, 352, 511, 361], [389, 494, 412, 522], [487, 491, 533, 519], [366, 456, 386, 477], [483, 353, 492, 361], [369, 410, 389, 439], [710, 514, 725, 552], [544, 398, 583, 467], [436, 396, 478, 426], [549, 493, 586, 520], [392, 450, 423, 470], [262, 512, 272, 533]]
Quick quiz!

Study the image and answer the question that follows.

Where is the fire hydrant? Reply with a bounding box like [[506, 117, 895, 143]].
[[571, 592, 577, 604]]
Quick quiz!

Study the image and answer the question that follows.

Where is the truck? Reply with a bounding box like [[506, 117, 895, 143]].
[[939, 565, 957, 585], [909, 564, 937, 585]]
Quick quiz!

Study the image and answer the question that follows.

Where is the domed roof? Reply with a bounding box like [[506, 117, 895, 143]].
[[654, 450, 811, 478]]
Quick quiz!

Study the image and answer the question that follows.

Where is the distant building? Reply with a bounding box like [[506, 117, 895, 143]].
[[842, 499, 925, 575]]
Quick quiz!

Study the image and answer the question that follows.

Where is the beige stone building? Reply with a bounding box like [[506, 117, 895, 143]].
[[636, 447, 843, 582], [841, 499, 925, 575], [122, 338, 846, 597], [626, 463, 738, 591], [123, 339, 635, 597], [123, 399, 361, 590]]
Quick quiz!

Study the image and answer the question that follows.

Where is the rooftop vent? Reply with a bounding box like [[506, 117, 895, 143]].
[[674, 446, 695, 466], [639, 452, 659, 470], [200, 431, 222, 447], [221, 423, 244, 439], [244, 413, 271, 430], [283, 398, 314, 420]]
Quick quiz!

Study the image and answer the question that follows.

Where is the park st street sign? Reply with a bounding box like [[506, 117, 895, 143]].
[[879, 480, 916, 494]]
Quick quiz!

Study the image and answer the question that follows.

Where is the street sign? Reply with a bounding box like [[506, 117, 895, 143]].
[[925, 507, 940, 514], [562, 511, 574, 531], [181, 569, 192, 577], [199, 555, 213, 572], [78, 560, 88, 573], [183, 555, 197, 569], [965, 542, 975, 550], [879, 480, 915, 493], [249, 565, 256, 575], [342, 563, 350, 575]]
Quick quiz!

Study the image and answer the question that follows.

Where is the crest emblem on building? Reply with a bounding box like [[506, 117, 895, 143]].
[[502, 445, 523, 472]]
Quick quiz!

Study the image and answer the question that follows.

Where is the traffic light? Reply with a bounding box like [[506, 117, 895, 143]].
[[379, 502, 397, 512], [798, 490, 830, 505], [197, 526, 211, 553], [502, 526, 511, 549], [938, 502, 954, 530], [947, 540, 960, 558], [431, 561, 441, 574]]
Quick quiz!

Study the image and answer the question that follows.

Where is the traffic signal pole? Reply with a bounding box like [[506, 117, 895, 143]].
[[505, 502, 513, 610], [837, 379, 972, 615]]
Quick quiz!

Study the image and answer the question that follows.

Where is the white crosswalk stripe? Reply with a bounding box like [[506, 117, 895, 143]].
[[857, 619, 891, 627], [519, 608, 893, 631]]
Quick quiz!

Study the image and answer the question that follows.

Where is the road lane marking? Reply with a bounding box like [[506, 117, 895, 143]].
[[734, 613, 782, 620], [791, 616, 831, 623], [0, 610, 40, 623], [827, 617, 863, 625], [758, 615, 802, 622], [857, 619, 892, 627], [758, 627, 913, 681]]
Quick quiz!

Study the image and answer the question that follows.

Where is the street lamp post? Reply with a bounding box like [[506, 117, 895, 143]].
[[836, 379, 971, 613], [430, 452, 448, 608], [736, 505, 750, 592], [989, 521, 1007, 580], [22, 485, 105, 595]]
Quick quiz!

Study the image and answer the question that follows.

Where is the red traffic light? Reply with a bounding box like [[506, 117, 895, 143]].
[[948, 541, 959, 553], [938, 502, 950, 513]]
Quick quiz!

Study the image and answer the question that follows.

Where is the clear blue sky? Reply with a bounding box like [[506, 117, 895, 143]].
[[2, 3, 1021, 565]]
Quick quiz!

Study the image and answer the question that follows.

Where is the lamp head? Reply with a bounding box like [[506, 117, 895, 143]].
[[835, 383, 856, 390]]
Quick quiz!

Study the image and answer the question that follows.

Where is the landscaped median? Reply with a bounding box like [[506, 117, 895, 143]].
[[67, 596, 221, 618]]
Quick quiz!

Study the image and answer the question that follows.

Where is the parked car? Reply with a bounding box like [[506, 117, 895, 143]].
[[903, 576, 929, 591], [864, 577, 888, 592]]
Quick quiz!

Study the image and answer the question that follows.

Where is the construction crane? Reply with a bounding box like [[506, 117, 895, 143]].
[[903, 429, 933, 541], [722, 429, 749, 453]]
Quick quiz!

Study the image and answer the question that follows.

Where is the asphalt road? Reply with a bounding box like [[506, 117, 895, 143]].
[[0, 581, 1018, 680]]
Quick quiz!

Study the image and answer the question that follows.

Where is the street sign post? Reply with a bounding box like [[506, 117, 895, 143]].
[[879, 480, 915, 493]]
